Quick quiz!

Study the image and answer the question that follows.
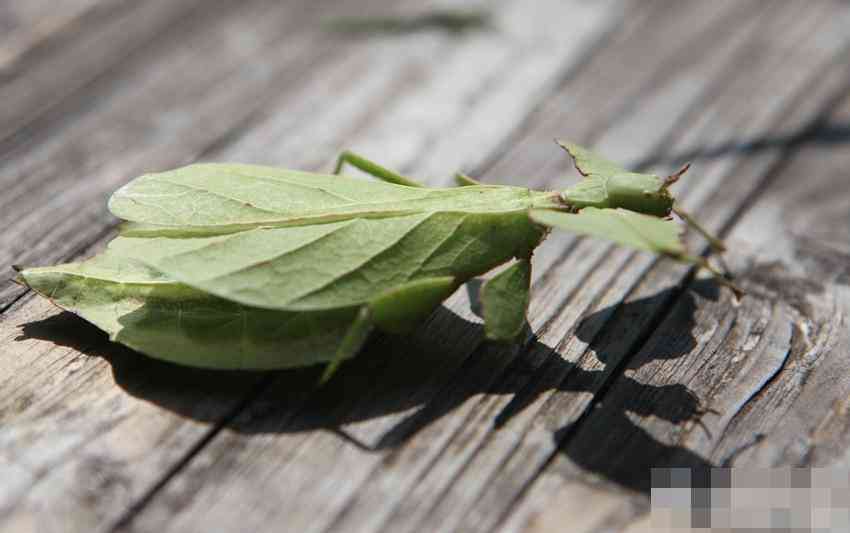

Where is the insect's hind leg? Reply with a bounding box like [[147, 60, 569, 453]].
[[333, 150, 426, 187], [318, 307, 374, 385], [317, 276, 457, 385]]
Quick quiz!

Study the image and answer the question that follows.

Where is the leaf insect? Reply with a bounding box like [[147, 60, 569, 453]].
[[17, 142, 739, 381]]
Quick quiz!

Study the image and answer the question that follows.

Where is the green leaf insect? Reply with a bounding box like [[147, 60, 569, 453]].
[[16, 142, 739, 379]]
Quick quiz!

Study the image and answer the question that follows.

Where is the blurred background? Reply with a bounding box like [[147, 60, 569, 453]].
[[2, 1, 850, 532]]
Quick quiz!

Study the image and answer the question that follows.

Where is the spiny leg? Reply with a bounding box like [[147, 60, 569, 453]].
[[481, 257, 531, 342], [333, 150, 426, 187], [318, 307, 374, 385]]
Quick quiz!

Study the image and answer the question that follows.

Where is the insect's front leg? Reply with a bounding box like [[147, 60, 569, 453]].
[[480, 257, 532, 342], [672, 204, 727, 253], [332, 150, 426, 188]]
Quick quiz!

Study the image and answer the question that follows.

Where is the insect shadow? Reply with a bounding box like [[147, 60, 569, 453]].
[[323, 9, 492, 37], [18, 280, 719, 496], [633, 119, 850, 170]]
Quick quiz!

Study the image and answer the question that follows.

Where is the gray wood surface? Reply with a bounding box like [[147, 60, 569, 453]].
[[1, 1, 849, 532]]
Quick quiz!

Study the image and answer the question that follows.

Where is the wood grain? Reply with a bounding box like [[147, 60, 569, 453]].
[[0, 0, 114, 76], [0, 0, 215, 147], [2, 1, 849, 532], [123, 2, 850, 533], [503, 11, 850, 533]]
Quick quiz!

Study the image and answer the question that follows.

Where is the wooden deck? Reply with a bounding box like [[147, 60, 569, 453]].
[[2, 1, 850, 531]]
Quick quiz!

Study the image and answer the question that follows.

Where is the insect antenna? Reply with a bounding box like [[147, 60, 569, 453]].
[[662, 163, 691, 189], [662, 162, 728, 254]]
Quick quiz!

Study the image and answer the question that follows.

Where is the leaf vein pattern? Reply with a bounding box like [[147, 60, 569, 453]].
[[225, 169, 360, 204], [144, 176, 290, 218], [414, 213, 469, 276], [122, 196, 187, 225], [183, 221, 357, 281], [612, 210, 654, 249], [290, 214, 437, 304]]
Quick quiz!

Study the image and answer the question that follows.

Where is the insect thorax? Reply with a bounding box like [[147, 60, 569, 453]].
[[561, 172, 673, 217]]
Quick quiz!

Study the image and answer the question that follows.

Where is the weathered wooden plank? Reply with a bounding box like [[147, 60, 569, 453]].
[[506, 97, 850, 532], [0, 0, 218, 147], [328, 0, 621, 184], [114, 2, 850, 533], [0, 0, 109, 75], [0, 0, 618, 530], [686, 93, 850, 470], [0, 298, 270, 533], [501, 20, 850, 533]]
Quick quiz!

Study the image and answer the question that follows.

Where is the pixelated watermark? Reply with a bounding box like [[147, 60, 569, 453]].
[[651, 467, 850, 532]]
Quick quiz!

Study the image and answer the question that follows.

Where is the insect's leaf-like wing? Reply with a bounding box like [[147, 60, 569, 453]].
[[107, 208, 541, 311], [107, 163, 429, 234], [529, 207, 685, 256], [17, 250, 364, 369], [107, 214, 429, 311], [105, 164, 553, 312], [108, 163, 547, 236]]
